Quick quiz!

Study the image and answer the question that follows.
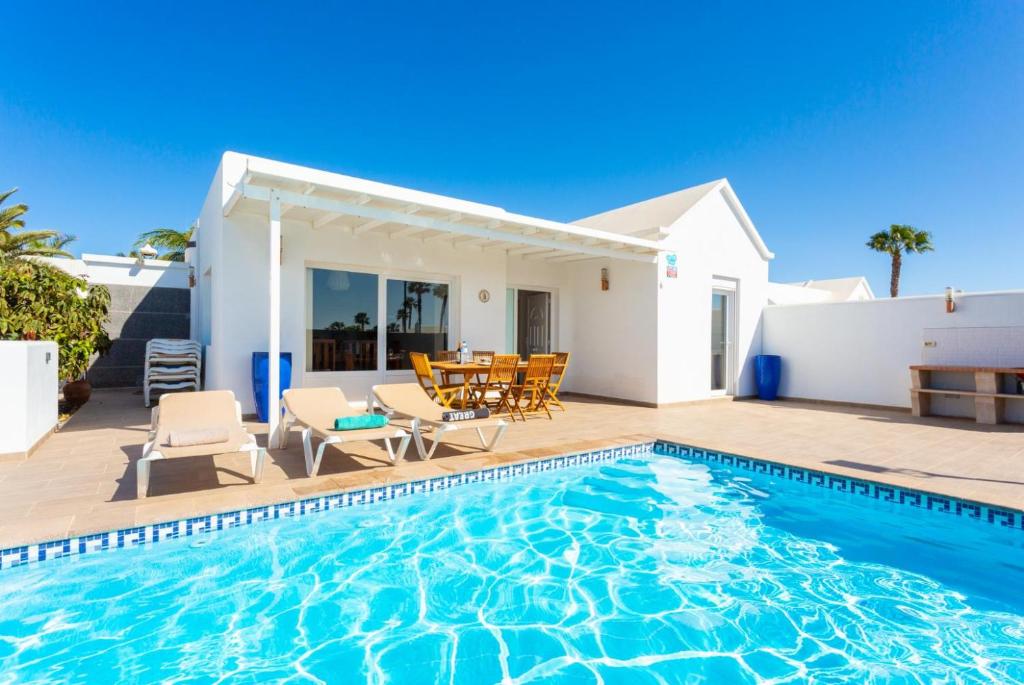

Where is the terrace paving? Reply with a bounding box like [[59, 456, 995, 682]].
[[1, 388, 1022, 549]]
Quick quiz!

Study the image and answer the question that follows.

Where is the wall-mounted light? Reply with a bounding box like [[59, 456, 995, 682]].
[[188, 266, 197, 288], [600, 267, 609, 291], [945, 286, 956, 313]]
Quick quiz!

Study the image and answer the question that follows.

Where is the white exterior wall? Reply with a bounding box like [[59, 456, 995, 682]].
[[763, 291, 1024, 408], [566, 259, 659, 403], [656, 188, 770, 403], [39, 254, 188, 289], [0, 342, 58, 457], [194, 162, 228, 391]]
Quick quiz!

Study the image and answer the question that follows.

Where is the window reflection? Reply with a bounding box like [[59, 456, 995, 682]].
[[307, 269, 378, 371], [386, 280, 449, 370]]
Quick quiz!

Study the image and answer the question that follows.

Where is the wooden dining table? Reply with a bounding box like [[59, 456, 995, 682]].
[[431, 360, 528, 409]]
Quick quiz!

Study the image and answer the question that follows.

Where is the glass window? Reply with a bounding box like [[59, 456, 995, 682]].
[[386, 280, 449, 370], [307, 269, 378, 371]]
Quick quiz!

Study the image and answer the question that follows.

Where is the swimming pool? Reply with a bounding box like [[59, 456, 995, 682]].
[[1, 444, 1023, 683]]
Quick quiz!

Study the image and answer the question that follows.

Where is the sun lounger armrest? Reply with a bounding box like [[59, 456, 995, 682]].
[[235, 401, 243, 424]]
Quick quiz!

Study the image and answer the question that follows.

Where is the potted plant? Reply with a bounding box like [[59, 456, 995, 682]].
[[1, 257, 112, 406], [61, 337, 106, 405]]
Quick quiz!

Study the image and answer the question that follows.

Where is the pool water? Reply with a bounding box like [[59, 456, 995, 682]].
[[2, 449, 1023, 684]]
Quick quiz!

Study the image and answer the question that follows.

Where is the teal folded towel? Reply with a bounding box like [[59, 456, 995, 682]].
[[333, 414, 389, 431]]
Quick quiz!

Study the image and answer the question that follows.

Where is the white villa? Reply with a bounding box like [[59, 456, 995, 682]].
[[188, 153, 786, 441]]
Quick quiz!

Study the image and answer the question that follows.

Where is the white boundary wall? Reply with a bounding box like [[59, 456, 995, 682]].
[[762, 291, 1024, 408], [39, 254, 189, 289], [0, 342, 58, 457]]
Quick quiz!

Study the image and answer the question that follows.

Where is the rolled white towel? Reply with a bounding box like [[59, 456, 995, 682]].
[[168, 427, 230, 447]]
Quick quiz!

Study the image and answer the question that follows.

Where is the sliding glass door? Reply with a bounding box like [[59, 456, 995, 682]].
[[307, 267, 449, 375], [384, 280, 449, 370], [307, 268, 379, 372]]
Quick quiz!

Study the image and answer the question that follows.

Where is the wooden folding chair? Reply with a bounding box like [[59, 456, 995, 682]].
[[435, 350, 459, 383], [545, 352, 570, 411], [473, 354, 521, 420], [510, 354, 555, 420], [410, 352, 462, 408], [471, 350, 494, 383]]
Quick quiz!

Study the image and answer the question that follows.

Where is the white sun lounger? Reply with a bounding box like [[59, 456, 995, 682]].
[[139, 390, 265, 498], [281, 387, 412, 476], [371, 383, 508, 460]]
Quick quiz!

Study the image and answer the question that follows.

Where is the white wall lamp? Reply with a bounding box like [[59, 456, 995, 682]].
[[945, 286, 956, 313]]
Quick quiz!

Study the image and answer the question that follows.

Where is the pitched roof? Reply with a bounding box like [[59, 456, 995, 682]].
[[571, 178, 774, 260], [571, 179, 724, 235]]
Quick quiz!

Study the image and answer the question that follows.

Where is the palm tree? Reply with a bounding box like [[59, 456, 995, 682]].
[[432, 283, 449, 333], [0, 188, 29, 238], [866, 224, 934, 297], [30, 232, 77, 254], [396, 304, 412, 333], [133, 225, 194, 262], [0, 188, 74, 259], [407, 281, 432, 332], [327, 321, 345, 332], [354, 312, 370, 331]]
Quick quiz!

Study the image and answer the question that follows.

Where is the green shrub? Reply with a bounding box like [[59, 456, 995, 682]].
[[0, 257, 112, 381]]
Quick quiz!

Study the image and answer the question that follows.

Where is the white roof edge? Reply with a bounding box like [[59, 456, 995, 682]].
[[223, 151, 664, 252], [81, 253, 188, 268], [710, 180, 774, 261]]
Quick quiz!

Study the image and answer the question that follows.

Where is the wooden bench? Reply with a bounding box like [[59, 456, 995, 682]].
[[910, 365, 1024, 424]]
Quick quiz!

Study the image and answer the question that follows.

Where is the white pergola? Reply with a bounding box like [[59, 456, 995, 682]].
[[220, 155, 666, 445]]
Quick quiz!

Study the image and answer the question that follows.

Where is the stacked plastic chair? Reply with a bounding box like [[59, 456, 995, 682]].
[[144, 339, 202, 407]]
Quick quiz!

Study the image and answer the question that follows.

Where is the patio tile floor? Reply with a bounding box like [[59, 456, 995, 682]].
[[1, 388, 1022, 548]]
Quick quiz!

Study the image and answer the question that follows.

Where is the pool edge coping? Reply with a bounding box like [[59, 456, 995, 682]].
[[2, 439, 1022, 570]]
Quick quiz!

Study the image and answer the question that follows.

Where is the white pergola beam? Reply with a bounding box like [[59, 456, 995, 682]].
[[390, 226, 432, 238], [483, 241, 524, 252], [313, 212, 350, 231], [626, 227, 671, 240], [522, 250, 565, 260], [455, 236, 492, 247], [353, 219, 388, 234], [546, 253, 599, 263], [507, 245, 553, 256], [357, 204, 420, 235], [238, 185, 659, 263]]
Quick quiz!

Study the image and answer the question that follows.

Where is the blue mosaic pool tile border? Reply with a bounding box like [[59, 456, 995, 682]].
[[654, 440, 1024, 531], [0, 442, 654, 571]]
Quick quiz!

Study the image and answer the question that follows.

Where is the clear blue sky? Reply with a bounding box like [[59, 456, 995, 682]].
[[3, 2, 1022, 296]]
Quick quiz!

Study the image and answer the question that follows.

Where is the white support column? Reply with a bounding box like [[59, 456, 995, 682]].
[[268, 190, 282, 448]]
